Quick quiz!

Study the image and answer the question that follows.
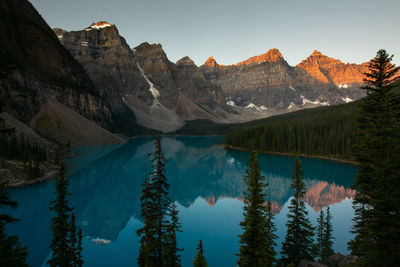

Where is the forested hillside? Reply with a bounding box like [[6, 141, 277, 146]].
[[224, 102, 358, 160]]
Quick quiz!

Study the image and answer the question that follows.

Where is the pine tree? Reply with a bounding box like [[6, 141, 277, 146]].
[[69, 213, 83, 267], [69, 212, 78, 265], [0, 182, 28, 266], [76, 228, 83, 267], [265, 200, 277, 264], [349, 49, 400, 265], [137, 136, 177, 267], [164, 202, 183, 267], [152, 136, 171, 266], [193, 240, 208, 267], [137, 175, 157, 267], [238, 152, 276, 267], [48, 162, 82, 267], [322, 207, 334, 261], [281, 157, 315, 265], [316, 210, 325, 261]]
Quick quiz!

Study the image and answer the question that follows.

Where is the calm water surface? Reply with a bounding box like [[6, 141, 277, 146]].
[[6, 136, 358, 267]]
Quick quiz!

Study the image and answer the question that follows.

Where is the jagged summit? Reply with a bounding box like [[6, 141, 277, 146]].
[[204, 56, 218, 67], [236, 48, 284, 66], [311, 50, 323, 56], [176, 56, 196, 66], [88, 21, 113, 30]]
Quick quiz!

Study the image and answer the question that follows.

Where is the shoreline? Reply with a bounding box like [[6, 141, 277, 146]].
[[224, 144, 358, 166], [7, 168, 59, 188]]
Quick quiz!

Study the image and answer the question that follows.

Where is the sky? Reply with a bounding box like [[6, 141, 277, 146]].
[[29, 0, 400, 66]]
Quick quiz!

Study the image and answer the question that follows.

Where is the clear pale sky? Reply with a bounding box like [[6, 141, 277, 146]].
[[29, 0, 400, 66]]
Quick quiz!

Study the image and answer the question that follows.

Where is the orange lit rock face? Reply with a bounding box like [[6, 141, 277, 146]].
[[90, 21, 112, 28], [297, 50, 368, 85], [304, 181, 356, 212], [204, 56, 218, 67], [236, 49, 284, 66]]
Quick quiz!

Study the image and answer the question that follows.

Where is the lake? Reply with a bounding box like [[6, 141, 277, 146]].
[[6, 136, 358, 267]]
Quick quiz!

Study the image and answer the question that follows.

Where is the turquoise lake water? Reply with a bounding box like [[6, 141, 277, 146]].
[[6, 136, 358, 267]]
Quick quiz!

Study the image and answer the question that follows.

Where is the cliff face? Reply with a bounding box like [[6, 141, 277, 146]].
[[0, 0, 111, 126], [297, 50, 368, 99], [59, 25, 229, 132], [201, 49, 367, 111], [60, 22, 150, 111]]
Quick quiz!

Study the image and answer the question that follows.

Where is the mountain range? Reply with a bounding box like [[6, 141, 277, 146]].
[[0, 0, 371, 140]]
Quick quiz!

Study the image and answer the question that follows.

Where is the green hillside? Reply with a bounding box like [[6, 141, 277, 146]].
[[224, 102, 358, 160]]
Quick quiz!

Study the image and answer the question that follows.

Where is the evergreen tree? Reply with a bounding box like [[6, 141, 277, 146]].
[[137, 175, 157, 267], [349, 49, 400, 265], [265, 200, 277, 263], [69, 213, 83, 267], [76, 228, 83, 267], [152, 136, 171, 266], [322, 207, 334, 261], [137, 136, 178, 267], [316, 210, 325, 261], [48, 162, 82, 267], [164, 202, 183, 267], [281, 157, 315, 265], [0, 182, 28, 266], [193, 240, 208, 267], [238, 152, 276, 267], [69, 212, 78, 265]]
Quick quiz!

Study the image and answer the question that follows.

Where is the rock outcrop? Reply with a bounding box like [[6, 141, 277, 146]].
[[59, 25, 230, 132], [0, 0, 111, 126], [201, 49, 367, 112], [297, 50, 368, 99]]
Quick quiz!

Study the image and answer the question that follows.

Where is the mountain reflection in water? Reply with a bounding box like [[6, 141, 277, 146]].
[[6, 136, 357, 267]]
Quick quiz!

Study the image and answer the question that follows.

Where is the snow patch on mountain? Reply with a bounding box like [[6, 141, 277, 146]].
[[337, 84, 350, 89], [226, 100, 237, 107], [135, 60, 160, 99], [245, 103, 261, 111], [302, 98, 329, 106], [341, 97, 354, 103], [288, 102, 296, 109]]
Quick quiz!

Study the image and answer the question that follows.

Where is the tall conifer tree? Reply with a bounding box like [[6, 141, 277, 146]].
[[48, 162, 82, 267], [137, 136, 182, 267], [281, 157, 315, 265], [164, 202, 183, 267], [193, 240, 208, 267], [0, 182, 28, 266], [323, 207, 334, 261], [349, 49, 400, 265], [316, 210, 325, 261], [238, 152, 276, 267]]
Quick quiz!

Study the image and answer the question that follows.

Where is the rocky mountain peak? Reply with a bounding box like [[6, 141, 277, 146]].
[[311, 50, 323, 56], [297, 50, 368, 85], [204, 56, 218, 67], [89, 21, 113, 30], [176, 56, 196, 67], [236, 48, 284, 66], [53, 28, 66, 39]]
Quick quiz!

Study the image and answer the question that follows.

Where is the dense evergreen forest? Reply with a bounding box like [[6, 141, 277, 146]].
[[0, 118, 47, 179], [224, 102, 359, 160]]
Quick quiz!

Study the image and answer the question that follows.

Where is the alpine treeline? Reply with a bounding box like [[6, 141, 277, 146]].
[[137, 136, 183, 267], [348, 49, 400, 265], [225, 102, 357, 160]]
